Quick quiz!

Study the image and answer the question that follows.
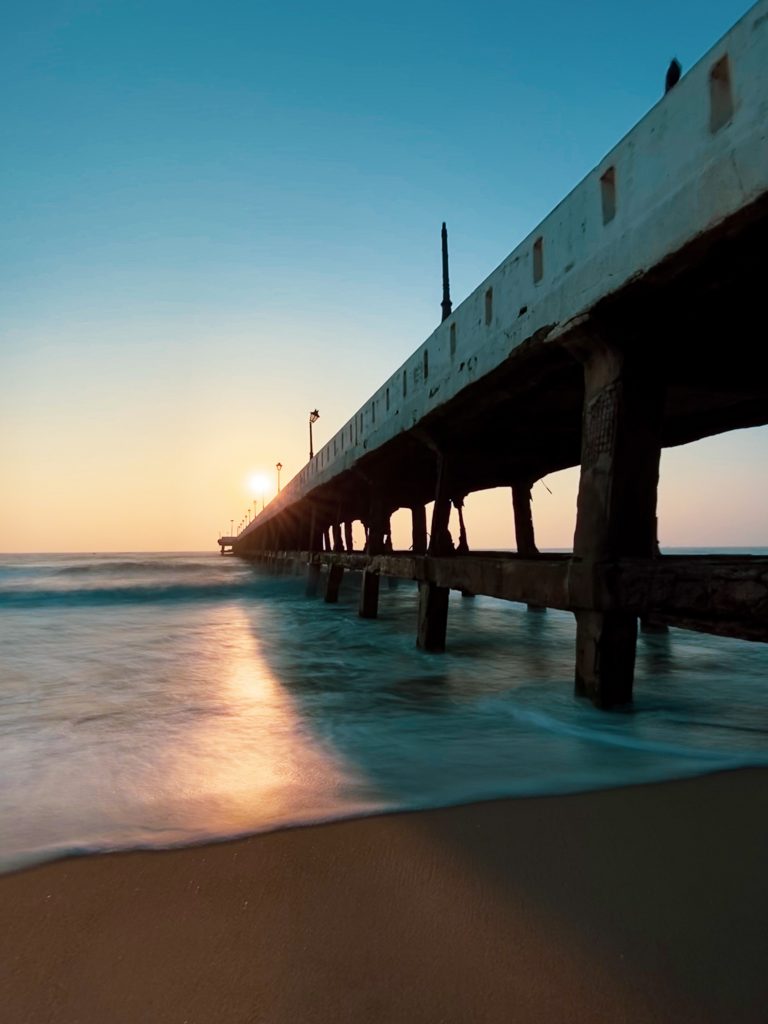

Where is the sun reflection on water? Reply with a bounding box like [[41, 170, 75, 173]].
[[157, 605, 378, 840]]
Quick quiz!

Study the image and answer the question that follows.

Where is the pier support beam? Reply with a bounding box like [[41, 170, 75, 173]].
[[324, 563, 345, 603], [574, 609, 637, 706], [428, 457, 454, 557], [344, 521, 354, 553], [411, 505, 428, 555], [416, 456, 452, 647], [454, 496, 469, 554], [512, 482, 543, 610], [571, 336, 664, 707], [359, 571, 380, 618], [359, 496, 387, 619], [512, 482, 539, 558]]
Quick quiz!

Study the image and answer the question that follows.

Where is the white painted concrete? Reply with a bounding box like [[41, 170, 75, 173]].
[[245, 0, 768, 537]]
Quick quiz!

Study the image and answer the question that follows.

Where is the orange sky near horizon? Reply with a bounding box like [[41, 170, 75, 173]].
[[2, 342, 766, 557]]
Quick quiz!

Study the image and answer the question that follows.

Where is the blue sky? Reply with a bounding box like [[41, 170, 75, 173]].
[[2, 0, 765, 550]]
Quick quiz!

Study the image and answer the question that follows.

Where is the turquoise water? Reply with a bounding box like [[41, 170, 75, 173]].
[[1, 551, 766, 874]]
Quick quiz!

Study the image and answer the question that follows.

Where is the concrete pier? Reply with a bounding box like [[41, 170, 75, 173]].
[[221, 3, 768, 707]]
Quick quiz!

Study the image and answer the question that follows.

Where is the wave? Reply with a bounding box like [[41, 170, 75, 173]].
[[0, 578, 262, 609], [52, 560, 215, 577], [508, 706, 768, 763]]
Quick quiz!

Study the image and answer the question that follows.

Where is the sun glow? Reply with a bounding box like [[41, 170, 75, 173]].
[[248, 473, 271, 498]]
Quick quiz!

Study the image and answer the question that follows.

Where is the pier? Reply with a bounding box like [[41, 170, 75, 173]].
[[219, 3, 768, 707]]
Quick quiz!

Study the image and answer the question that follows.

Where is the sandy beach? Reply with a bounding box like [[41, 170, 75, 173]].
[[2, 768, 767, 1023]]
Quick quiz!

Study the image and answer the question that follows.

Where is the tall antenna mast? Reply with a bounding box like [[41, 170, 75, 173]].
[[440, 221, 452, 322]]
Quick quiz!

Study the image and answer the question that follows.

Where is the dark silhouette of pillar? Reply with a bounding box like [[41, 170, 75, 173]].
[[411, 505, 427, 554], [454, 496, 469, 554], [419, 456, 452, 650], [512, 483, 539, 557], [428, 457, 454, 557], [325, 563, 344, 603], [417, 582, 450, 651], [359, 496, 387, 619], [572, 338, 665, 707]]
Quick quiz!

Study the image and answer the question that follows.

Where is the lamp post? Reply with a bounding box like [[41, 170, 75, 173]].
[[309, 409, 320, 460], [230, 519, 233, 536], [276, 462, 282, 492]]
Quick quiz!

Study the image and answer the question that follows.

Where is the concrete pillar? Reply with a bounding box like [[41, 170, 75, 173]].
[[359, 496, 387, 619], [417, 582, 449, 651], [411, 505, 428, 555], [365, 497, 387, 556], [512, 482, 543, 610], [454, 496, 469, 554], [359, 570, 380, 618], [324, 563, 344, 603], [332, 523, 344, 552], [417, 459, 453, 641], [572, 339, 664, 708], [428, 458, 454, 556], [512, 483, 539, 557], [428, 496, 453, 555], [344, 521, 354, 553]]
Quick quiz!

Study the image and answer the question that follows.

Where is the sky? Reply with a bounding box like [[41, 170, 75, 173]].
[[2, 0, 766, 552]]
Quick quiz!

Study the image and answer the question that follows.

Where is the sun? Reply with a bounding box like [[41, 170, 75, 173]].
[[248, 473, 270, 497]]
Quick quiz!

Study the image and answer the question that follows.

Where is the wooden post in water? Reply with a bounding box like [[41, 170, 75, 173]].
[[571, 336, 664, 707]]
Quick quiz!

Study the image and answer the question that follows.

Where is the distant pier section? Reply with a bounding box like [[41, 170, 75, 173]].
[[221, 2, 768, 707]]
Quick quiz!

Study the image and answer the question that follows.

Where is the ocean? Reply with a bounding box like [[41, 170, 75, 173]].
[[1, 550, 767, 875]]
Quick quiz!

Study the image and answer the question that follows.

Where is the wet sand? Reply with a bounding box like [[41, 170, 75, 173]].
[[2, 768, 767, 1023]]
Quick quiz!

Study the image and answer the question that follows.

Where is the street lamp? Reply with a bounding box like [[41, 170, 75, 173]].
[[309, 409, 320, 460], [276, 462, 283, 492]]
